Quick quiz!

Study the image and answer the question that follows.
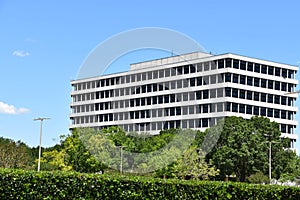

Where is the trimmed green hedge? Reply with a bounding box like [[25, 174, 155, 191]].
[[0, 169, 300, 199]]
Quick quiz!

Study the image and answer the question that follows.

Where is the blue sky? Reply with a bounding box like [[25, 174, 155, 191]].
[[0, 0, 300, 149]]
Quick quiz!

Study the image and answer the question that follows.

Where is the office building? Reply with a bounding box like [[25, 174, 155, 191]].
[[70, 52, 298, 149]]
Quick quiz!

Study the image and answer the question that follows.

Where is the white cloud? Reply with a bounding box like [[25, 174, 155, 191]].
[[12, 50, 30, 57], [0, 101, 30, 115]]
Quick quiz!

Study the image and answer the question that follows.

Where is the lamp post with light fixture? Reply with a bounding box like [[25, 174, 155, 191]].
[[34, 117, 50, 172]]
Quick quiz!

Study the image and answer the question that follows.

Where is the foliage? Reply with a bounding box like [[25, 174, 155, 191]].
[[174, 146, 219, 180], [246, 171, 269, 184], [62, 128, 105, 173], [208, 116, 295, 182], [0, 169, 300, 199], [0, 137, 32, 169]]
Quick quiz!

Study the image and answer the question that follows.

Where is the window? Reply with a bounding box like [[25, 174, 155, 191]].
[[202, 118, 208, 127], [225, 58, 232, 68], [176, 107, 181, 115], [210, 104, 216, 112], [183, 79, 189, 88], [159, 70, 164, 78], [282, 69, 287, 78], [261, 107, 266, 116], [197, 63, 202, 72], [165, 68, 170, 77], [141, 98, 145, 106], [275, 81, 280, 90], [247, 77, 253, 86], [240, 61, 246, 70], [281, 110, 286, 119], [190, 65, 196, 73], [203, 90, 209, 99], [261, 65, 267, 74], [203, 104, 209, 113], [288, 70, 294, 79], [189, 120, 195, 128], [261, 79, 266, 88], [204, 62, 209, 71], [225, 87, 231, 97], [203, 76, 209, 85], [176, 66, 182, 75], [274, 95, 280, 104], [281, 96, 287, 105], [268, 66, 274, 75], [232, 88, 238, 98], [196, 91, 201, 100], [158, 95, 163, 104], [170, 94, 176, 103], [254, 78, 260, 87], [217, 88, 223, 97], [254, 92, 259, 101], [171, 68, 176, 76], [281, 124, 286, 133], [239, 104, 245, 113], [210, 89, 216, 98], [190, 78, 196, 87], [189, 106, 195, 114], [226, 102, 231, 111], [233, 74, 238, 83], [184, 65, 189, 74], [177, 80, 182, 88], [189, 92, 195, 100], [153, 71, 158, 79], [254, 106, 259, 115], [268, 94, 273, 103], [268, 80, 273, 89], [182, 106, 188, 115], [233, 59, 239, 69], [288, 84, 293, 92], [218, 59, 224, 68], [225, 73, 231, 82], [170, 81, 176, 89], [274, 109, 280, 118], [281, 83, 287, 91], [197, 77, 202, 86], [247, 62, 253, 71], [217, 103, 223, 112], [254, 63, 260, 73], [267, 108, 273, 117], [247, 91, 252, 100], [246, 105, 252, 114], [210, 75, 216, 84], [236, 75, 244, 85], [275, 67, 280, 76], [147, 72, 152, 79], [232, 103, 238, 112], [218, 74, 224, 83], [239, 89, 245, 99], [211, 61, 217, 70], [182, 93, 188, 101]]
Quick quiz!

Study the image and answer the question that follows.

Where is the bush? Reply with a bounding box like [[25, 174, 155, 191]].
[[0, 169, 300, 199], [247, 171, 269, 184]]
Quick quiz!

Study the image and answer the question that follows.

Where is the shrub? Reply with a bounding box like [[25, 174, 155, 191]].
[[247, 171, 269, 184], [0, 169, 300, 199]]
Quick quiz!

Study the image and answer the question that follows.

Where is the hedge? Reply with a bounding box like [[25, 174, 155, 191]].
[[0, 169, 300, 199]]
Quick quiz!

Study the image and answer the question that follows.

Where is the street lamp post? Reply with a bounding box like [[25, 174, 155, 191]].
[[264, 134, 279, 183], [34, 117, 50, 172], [117, 146, 127, 174]]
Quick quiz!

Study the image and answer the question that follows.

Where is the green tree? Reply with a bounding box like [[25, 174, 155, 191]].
[[208, 116, 293, 182], [175, 146, 219, 180], [62, 128, 105, 173], [0, 137, 31, 169]]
